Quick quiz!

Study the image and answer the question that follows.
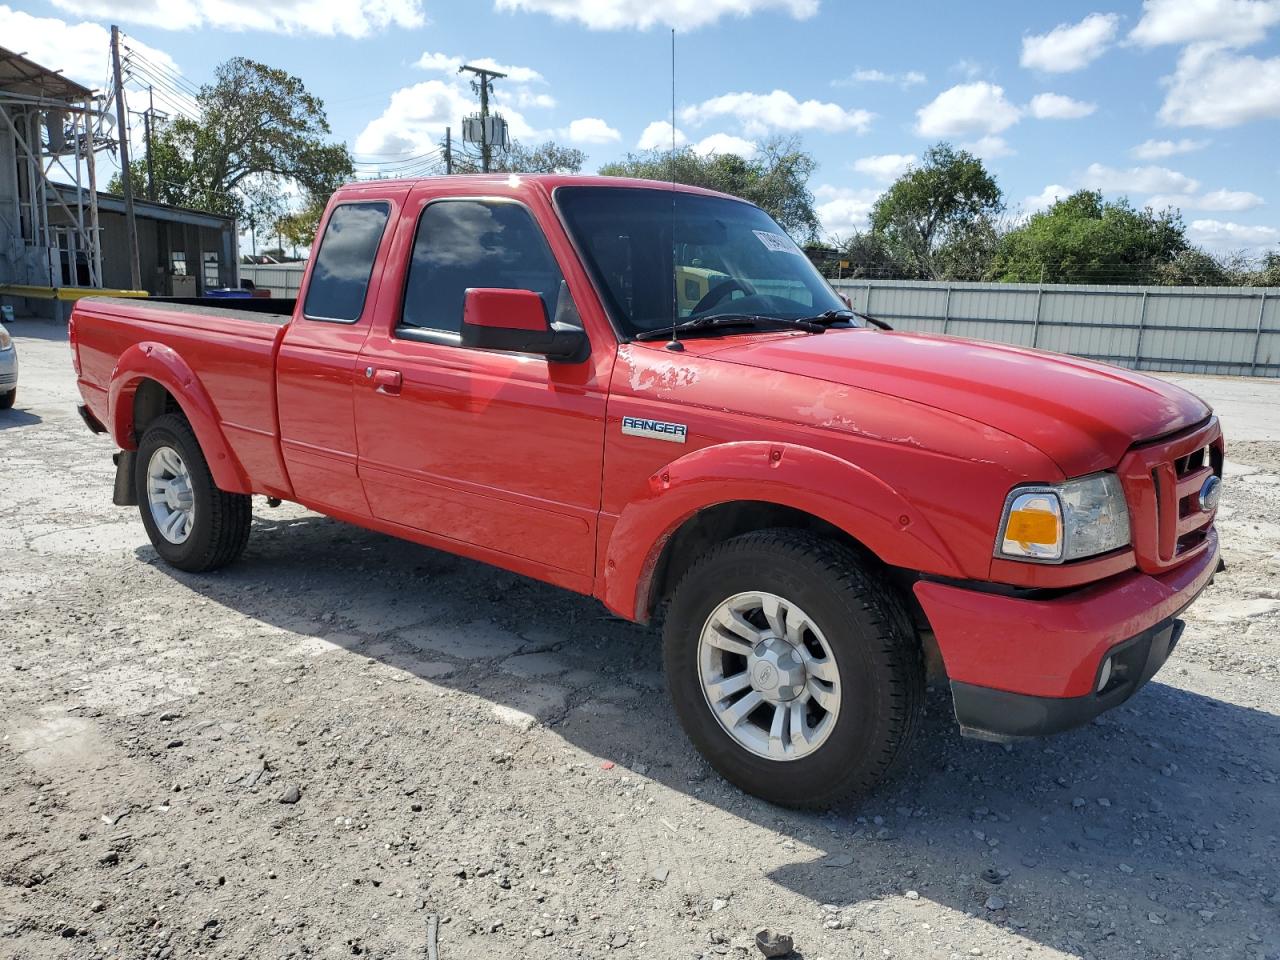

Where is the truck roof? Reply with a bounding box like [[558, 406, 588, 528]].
[[331, 173, 745, 204]]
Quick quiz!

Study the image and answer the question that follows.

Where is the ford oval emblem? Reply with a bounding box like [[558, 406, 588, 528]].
[[1199, 475, 1222, 512]]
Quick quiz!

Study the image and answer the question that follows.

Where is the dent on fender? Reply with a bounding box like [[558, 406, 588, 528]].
[[600, 440, 963, 620], [108, 341, 251, 494]]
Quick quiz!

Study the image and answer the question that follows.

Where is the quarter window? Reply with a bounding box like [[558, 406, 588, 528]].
[[303, 201, 390, 323], [401, 199, 571, 335]]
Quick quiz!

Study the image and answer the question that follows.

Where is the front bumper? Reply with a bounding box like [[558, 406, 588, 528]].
[[914, 528, 1218, 741], [0, 347, 16, 390]]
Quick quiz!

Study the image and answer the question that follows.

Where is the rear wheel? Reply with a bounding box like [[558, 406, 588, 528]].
[[663, 529, 924, 808], [0, 388, 15, 410], [134, 414, 251, 572]]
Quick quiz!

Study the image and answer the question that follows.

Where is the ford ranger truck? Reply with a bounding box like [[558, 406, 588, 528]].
[[69, 175, 1223, 808]]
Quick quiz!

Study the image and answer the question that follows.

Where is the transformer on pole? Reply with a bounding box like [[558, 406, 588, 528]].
[[458, 64, 509, 173]]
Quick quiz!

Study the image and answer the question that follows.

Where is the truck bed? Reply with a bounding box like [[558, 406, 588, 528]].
[[72, 295, 292, 495], [108, 296, 297, 325]]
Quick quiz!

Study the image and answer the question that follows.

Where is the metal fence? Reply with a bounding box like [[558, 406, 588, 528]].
[[240, 263, 307, 299], [831, 279, 1280, 378], [234, 267, 1279, 378]]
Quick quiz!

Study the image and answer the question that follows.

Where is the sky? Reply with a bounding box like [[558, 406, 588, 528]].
[[4, 0, 1280, 254]]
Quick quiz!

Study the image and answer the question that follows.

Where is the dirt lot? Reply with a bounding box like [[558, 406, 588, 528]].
[[2, 320, 1278, 960]]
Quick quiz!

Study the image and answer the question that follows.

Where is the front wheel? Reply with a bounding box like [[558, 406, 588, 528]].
[[663, 529, 924, 808], [134, 413, 251, 572], [0, 388, 15, 410]]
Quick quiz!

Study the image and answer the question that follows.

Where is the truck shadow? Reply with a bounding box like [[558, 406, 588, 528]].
[[142, 509, 1280, 957], [0, 408, 42, 429]]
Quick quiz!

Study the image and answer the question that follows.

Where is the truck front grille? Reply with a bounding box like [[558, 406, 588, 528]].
[[1118, 417, 1223, 574]]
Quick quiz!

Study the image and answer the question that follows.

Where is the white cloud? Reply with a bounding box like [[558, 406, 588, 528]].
[[833, 68, 927, 88], [493, 0, 817, 30], [356, 80, 541, 159], [952, 59, 990, 80], [414, 51, 556, 113], [1158, 44, 1280, 127], [681, 90, 874, 136], [852, 153, 916, 181], [1025, 184, 1074, 213], [1021, 13, 1120, 72], [48, 0, 424, 37], [963, 135, 1015, 160], [691, 133, 757, 156], [637, 121, 687, 149], [1130, 137, 1210, 159], [916, 82, 1021, 137], [561, 117, 621, 144], [1081, 163, 1200, 194], [416, 52, 463, 73], [0, 5, 180, 86], [1187, 218, 1280, 251], [1028, 92, 1097, 119], [814, 184, 881, 238], [1147, 189, 1265, 211], [1129, 0, 1280, 48]]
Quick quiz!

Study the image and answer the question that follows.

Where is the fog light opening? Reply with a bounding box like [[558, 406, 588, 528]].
[[1096, 657, 1113, 694]]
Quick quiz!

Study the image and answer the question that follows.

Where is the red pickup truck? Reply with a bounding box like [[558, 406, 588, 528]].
[[70, 175, 1223, 807]]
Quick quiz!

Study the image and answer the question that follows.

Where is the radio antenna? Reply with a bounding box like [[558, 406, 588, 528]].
[[665, 27, 684, 352]]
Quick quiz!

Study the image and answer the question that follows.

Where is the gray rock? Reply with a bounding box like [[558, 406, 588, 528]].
[[754, 928, 794, 958], [278, 784, 301, 804], [984, 895, 1006, 911]]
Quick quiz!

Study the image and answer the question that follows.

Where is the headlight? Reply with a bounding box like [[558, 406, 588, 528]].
[[0, 328, 11, 350], [996, 473, 1130, 563]]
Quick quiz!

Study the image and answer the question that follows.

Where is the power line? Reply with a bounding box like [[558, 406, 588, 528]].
[[120, 42, 203, 100]]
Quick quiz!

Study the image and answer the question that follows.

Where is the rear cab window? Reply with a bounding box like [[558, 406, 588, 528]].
[[303, 201, 391, 323], [398, 198, 579, 343]]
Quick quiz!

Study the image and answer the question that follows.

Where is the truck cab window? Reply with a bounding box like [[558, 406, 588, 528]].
[[302, 202, 390, 323], [400, 199, 571, 335]]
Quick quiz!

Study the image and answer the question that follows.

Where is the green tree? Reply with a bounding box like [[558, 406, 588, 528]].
[[992, 190, 1191, 284], [445, 139, 586, 175], [110, 57, 352, 226], [598, 136, 821, 240], [869, 143, 1004, 280]]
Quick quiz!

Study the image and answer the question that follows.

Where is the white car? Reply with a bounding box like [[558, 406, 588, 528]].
[[0, 324, 17, 409]]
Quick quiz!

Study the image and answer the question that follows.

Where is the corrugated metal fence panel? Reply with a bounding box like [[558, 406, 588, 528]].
[[240, 264, 306, 299], [832, 280, 1280, 378]]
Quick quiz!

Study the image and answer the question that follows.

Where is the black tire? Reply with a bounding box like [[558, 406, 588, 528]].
[[134, 413, 251, 572], [663, 529, 924, 809], [0, 388, 14, 410]]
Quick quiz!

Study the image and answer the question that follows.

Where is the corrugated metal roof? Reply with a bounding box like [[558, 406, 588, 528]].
[[0, 46, 93, 101], [49, 182, 235, 230]]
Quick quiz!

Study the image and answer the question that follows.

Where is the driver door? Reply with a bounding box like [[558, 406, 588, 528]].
[[353, 192, 609, 585]]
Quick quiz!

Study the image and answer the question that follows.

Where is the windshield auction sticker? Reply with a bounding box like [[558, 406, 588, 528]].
[[752, 230, 804, 256]]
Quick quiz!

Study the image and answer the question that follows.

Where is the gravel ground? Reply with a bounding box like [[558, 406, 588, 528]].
[[2, 320, 1278, 960]]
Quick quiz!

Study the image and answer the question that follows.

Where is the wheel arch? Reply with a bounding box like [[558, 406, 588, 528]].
[[108, 342, 250, 494], [599, 441, 963, 625]]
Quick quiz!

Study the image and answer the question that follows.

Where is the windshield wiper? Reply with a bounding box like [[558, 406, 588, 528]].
[[794, 308, 893, 330], [794, 309, 857, 326], [633, 313, 826, 341]]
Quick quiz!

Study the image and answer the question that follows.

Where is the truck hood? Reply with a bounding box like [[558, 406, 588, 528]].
[[704, 329, 1211, 477]]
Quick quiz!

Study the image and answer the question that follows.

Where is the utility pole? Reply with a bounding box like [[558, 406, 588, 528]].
[[110, 25, 142, 290], [459, 64, 506, 172], [143, 85, 156, 201], [444, 126, 453, 174]]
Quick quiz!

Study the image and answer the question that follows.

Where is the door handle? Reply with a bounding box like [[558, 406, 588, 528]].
[[373, 369, 402, 395]]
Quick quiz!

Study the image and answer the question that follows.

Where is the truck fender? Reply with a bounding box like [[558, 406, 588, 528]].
[[600, 441, 962, 621], [108, 341, 250, 494]]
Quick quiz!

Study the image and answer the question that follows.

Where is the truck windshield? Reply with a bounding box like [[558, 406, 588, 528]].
[[556, 186, 850, 339]]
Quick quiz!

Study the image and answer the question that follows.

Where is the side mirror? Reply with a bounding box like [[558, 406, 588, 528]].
[[461, 288, 589, 363]]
